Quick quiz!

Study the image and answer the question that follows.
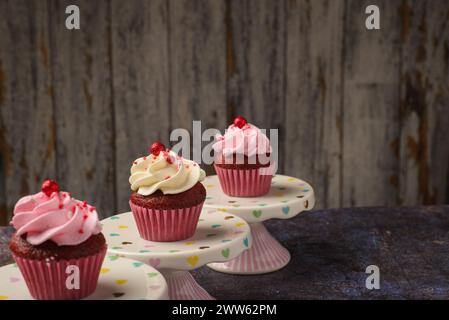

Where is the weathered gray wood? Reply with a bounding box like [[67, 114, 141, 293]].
[[342, 0, 402, 207], [111, 0, 170, 213], [1, 1, 449, 226], [49, 0, 115, 218], [169, 0, 227, 175], [227, 0, 286, 173], [399, 0, 449, 205], [285, 0, 345, 209], [0, 0, 56, 224]]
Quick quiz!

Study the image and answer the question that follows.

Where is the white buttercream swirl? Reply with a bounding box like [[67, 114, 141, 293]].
[[129, 150, 206, 196]]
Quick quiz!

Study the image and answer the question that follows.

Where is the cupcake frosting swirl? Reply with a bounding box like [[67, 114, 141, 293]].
[[213, 123, 271, 157], [11, 191, 102, 246], [129, 150, 206, 196]]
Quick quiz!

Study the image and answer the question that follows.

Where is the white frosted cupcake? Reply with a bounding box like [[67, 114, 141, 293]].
[[129, 141, 206, 241]]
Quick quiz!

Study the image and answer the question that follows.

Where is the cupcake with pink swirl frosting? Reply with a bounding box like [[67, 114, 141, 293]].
[[8, 180, 107, 300], [213, 116, 274, 197]]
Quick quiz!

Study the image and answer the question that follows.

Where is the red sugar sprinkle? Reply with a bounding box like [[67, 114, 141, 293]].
[[58, 204, 64, 209], [78, 229, 84, 234], [82, 201, 87, 208], [83, 214, 88, 220], [89, 206, 96, 212], [71, 206, 77, 213], [164, 176, 171, 180], [143, 156, 147, 160]]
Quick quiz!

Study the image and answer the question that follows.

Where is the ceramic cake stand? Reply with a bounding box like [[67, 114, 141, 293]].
[[101, 210, 251, 300], [0, 256, 168, 300], [203, 174, 315, 275]]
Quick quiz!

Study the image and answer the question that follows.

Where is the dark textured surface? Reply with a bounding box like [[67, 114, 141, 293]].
[[2, 206, 449, 299], [0, 227, 13, 267], [193, 206, 449, 299]]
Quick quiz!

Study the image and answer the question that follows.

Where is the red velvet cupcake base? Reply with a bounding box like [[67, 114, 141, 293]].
[[13, 246, 106, 300], [214, 165, 273, 197], [129, 202, 203, 242]]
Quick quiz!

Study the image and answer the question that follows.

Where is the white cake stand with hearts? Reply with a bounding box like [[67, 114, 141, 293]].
[[101, 210, 251, 300], [203, 174, 315, 275], [0, 256, 168, 300]]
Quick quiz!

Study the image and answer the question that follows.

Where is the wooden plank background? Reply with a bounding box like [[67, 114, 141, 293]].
[[0, 0, 448, 224]]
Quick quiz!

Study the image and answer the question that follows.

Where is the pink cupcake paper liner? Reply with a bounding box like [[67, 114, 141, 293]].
[[214, 165, 273, 197], [13, 246, 106, 300], [129, 201, 204, 242]]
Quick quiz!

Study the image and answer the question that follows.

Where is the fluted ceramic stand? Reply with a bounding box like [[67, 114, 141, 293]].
[[204, 174, 315, 275], [161, 270, 213, 300], [102, 210, 251, 300], [208, 222, 290, 274]]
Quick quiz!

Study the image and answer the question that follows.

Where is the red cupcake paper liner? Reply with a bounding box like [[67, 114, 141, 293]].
[[214, 165, 273, 197], [129, 201, 203, 242], [13, 246, 106, 300]]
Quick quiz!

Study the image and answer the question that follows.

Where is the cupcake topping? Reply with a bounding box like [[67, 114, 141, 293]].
[[10, 181, 102, 246], [213, 117, 271, 157], [233, 115, 248, 129], [129, 142, 206, 196], [150, 141, 166, 156], [41, 179, 60, 197]]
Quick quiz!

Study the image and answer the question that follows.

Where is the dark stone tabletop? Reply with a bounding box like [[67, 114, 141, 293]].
[[2, 206, 449, 299]]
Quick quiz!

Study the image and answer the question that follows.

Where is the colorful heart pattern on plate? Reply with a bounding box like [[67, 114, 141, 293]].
[[149, 258, 161, 268], [201, 174, 314, 223], [252, 210, 262, 218], [187, 256, 199, 267], [221, 248, 230, 258], [0, 257, 167, 300], [102, 209, 251, 272]]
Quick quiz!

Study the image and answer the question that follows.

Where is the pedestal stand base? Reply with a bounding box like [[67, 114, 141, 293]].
[[161, 270, 215, 300], [208, 223, 290, 275]]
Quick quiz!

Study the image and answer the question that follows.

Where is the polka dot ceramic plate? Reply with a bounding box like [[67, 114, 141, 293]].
[[203, 175, 315, 223], [102, 211, 251, 271], [0, 257, 168, 300]]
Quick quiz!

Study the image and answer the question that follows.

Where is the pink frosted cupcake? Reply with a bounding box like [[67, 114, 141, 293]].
[[213, 116, 274, 197], [129, 141, 206, 242], [9, 180, 106, 300]]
